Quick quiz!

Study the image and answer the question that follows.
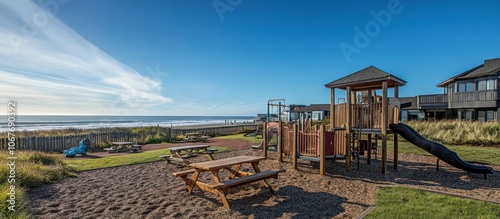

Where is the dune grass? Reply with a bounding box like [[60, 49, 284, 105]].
[[387, 140, 500, 165], [367, 186, 500, 219], [63, 146, 230, 172], [0, 151, 76, 219], [406, 120, 500, 146]]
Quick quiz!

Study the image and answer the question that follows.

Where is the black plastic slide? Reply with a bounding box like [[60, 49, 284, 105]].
[[389, 123, 494, 176]]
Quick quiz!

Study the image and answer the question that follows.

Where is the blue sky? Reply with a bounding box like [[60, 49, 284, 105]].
[[1, 0, 499, 116]]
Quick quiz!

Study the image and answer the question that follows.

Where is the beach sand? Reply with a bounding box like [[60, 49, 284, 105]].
[[29, 147, 499, 219]]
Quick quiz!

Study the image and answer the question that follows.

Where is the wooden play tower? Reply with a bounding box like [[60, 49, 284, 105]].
[[325, 66, 406, 174], [262, 66, 406, 175]]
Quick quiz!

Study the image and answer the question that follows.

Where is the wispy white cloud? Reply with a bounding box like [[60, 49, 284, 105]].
[[0, 0, 172, 115]]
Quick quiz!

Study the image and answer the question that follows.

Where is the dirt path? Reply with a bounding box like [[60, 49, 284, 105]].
[[62, 138, 255, 159]]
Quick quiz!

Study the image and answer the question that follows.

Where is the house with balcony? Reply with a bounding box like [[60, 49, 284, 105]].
[[418, 58, 500, 121]]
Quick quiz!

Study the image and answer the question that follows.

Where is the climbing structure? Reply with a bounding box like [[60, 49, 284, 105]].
[[324, 66, 406, 174]]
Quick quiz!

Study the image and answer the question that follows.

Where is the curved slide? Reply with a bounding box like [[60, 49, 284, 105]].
[[389, 123, 494, 176]]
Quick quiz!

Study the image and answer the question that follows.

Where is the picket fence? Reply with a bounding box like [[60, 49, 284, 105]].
[[0, 124, 258, 153]]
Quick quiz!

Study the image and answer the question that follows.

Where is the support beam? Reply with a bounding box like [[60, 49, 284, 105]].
[[278, 120, 283, 163], [292, 123, 298, 169], [263, 122, 268, 158], [393, 85, 399, 170], [330, 88, 335, 128], [319, 124, 326, 175], [367, 134, 372, 165], [381, 81, 388, 174], [346, 86, 352, 169]]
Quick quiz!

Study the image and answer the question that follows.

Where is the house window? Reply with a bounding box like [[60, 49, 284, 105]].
[[312, 111, 322, 121], [478, 111, 486, 121], [486, 111, 494, 121], [466, 82, 474, 92], [478, 110, 495, 122], [458, 83, 466, 92], [478, 79, 496, 91], [401, 110, 408, 122], [458, 110, 473, 120], [447, 84, 455, 93], [458, 82, 474, 92], [487, 79, 495, 90], [478, 80, 487, 91]]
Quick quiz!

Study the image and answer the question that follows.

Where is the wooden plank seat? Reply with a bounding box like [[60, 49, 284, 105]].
[[103, 147, 116, 153], [207, 169, 285, 190], [199, 136, 210, 142], [172, 169, 196, 177]]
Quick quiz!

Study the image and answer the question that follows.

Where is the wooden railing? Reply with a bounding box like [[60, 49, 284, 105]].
[[297, 125, 320, 157], [450, 90, 497, 102], [418, 94, 448, 104], [0, 132, 139, 153]]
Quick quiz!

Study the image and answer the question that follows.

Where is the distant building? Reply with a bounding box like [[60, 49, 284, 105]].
[[287, 104, 331, 123], [418, 58, 500, 121]]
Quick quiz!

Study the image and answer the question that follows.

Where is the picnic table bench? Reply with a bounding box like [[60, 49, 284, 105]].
[[184, 133, 210, 142], [172, 156, 285, 208], [104, 142, 142, 153], [159, 145, 217, 164]]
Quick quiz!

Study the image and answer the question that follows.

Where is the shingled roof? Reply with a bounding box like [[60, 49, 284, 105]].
[[324, 66, 406, 90], [295, 104, 330, 112], [437, 58, 500, 87]]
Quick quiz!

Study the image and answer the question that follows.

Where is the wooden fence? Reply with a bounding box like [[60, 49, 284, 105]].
[[0, 124, 258, 153]]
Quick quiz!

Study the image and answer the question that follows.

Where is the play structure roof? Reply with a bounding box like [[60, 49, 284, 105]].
[[324, 66, 406, 90], [437, 58, 500, 87]]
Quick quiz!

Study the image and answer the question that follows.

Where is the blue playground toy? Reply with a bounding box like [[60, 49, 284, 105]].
[[64, 138, 90, 158]]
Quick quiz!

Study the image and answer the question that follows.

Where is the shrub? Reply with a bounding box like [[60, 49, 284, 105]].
[[0, 151, 76, 218]]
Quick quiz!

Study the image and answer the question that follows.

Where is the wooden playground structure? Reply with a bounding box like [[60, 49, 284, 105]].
[[261, 66, 406, 175]]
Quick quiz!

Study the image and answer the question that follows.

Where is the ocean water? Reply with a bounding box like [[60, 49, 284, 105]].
[[0, 115, 254, 132]]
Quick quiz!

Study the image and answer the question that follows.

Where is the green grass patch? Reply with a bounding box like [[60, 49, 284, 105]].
[[0, 151, 75, 219], [367, 186, 500, 219], [387, 140, 500, 166], [64, 146, 230, 171], [214, 133, 280, 145], [215, 133, 261, 141]]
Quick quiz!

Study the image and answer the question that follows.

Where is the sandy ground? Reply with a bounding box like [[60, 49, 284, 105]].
[[30, 143, 499, 219]]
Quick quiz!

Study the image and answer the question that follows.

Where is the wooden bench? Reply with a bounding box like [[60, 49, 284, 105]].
[[207, 169, 285, 208], [207, 169, 285, 191], [103, 147, 116, 153], [172, 169, 196, 178]]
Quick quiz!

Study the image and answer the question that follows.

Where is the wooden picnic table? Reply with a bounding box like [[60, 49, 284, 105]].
[[159, 145, 217, 164], [104, 142, 142, 153], [172, 156, 285, 208], [184, 132, 209, 142]]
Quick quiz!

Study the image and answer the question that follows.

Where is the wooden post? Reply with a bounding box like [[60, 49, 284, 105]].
[[330, 88, 335, 127], [278, 120, 283, 163], [393, 85, 399, 170], [346, 86, 352, 169], [381, 81, 388, 174], [319, 124, 326, 175], [263, 122, 268, 158], [367, 134, 372, 165], [292, 123, 298, 169]]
